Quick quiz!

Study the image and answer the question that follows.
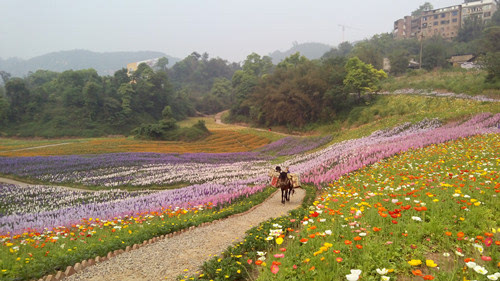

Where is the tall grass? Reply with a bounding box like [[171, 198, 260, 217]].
[[380, 68, 500, 97]]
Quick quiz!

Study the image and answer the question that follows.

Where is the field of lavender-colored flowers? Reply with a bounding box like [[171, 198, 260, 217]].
[[0, 113, 498, 235]]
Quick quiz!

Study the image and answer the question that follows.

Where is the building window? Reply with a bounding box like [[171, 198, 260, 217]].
[[423, 16, 427, 21], [452, 18, 458, 22], [434, 21, 439, 26], [452, 11, 458, 16], [423, 23, 427, 28], [484, 12, 491, 17], [441, 13, 446, 18]]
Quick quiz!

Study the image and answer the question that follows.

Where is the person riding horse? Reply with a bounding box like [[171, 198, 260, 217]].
[[277, 171, 293, 204]]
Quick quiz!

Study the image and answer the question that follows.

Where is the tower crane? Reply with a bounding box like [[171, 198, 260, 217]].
[[338, 24, 361, 42]]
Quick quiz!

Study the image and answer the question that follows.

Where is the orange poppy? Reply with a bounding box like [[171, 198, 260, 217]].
[[344, 240, 352, 245], [412, 270, 423, 276]]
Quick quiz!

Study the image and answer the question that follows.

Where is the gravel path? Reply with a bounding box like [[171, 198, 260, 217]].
[[65, 188, 306, 281]]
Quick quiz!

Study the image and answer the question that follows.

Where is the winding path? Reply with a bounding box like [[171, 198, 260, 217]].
[[65, 188, 305, 281]]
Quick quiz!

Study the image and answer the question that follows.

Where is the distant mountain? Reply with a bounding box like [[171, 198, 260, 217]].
[[0, 50, 181, 77], [268, 42, 333, 64]]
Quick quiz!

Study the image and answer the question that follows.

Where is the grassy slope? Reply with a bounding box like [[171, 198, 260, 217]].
[[380, 68, 500, 97]]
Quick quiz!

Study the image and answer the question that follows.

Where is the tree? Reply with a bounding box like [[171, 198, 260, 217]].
[[388, 48, 410, 75], [0, 71, 11, 84], [117, 83, 134, 116], [351, 41, 384, 69], [155, 57, 169, 72], [0, 94, 9, 125], [277, 52, 309, 69], [422, 38, 450, 70], [412, 2, 433, 16], [5, 78, 31, 121], [456, 16, 485, 42], [82, 81, 102, 121], [481, 52, 500, 82], [343, 57, 387, 98], [241, 53, 274, 77]]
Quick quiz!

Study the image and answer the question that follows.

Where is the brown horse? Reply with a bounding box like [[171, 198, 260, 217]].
[[277, 172, 293, 204]]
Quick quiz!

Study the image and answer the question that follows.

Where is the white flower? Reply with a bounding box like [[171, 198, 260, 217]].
[[350, 269, 362, 275], [487, 274, 498, 280], [473, 243, 484, 253], [474, 265, 488, 275], [466, 261, 477, 268], [325, 230, 332, 235], [256, 251, 266, 256], [359, 232, 367, 237], [376, 268, 389, 275], [319, 218, 326, 222], [381, 276, 390, 281], [346, 269, 362, 281], [443, 252, 450, 257], [455, 251, 464, 257], [411, 216, 422, 221]]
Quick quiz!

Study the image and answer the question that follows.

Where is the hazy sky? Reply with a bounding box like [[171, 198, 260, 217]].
[[2, 0, 461, 63]]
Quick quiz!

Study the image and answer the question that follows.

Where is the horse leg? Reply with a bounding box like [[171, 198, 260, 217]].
[[281, 189, 285, 204], [286, 186, 291, 201]]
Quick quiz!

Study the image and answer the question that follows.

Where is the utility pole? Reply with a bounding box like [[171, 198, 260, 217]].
[[419, 32, 424, 69]]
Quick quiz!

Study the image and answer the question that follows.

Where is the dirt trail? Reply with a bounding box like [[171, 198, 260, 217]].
[[0, 177, 93, 192], [65, 188, 306, 281], [0, 142, 71, 152], [213, 110, 291, 136]]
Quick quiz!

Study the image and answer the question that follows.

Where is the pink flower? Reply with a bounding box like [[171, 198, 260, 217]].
[[484, 237, 493, 247], [271, 264, 279, 274], [481, 255, 492, 261], [274, 254, 285, 258]]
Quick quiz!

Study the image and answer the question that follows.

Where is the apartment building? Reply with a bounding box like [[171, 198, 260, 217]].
[[461, 0, 497, 25], [393, 0, 497, 40], [420, 5, 462, 39]]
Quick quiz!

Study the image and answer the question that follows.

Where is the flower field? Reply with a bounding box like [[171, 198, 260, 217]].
[[0, 112, 498, 280], [0, 129, 270, 157], [252, 133, 499, 281]]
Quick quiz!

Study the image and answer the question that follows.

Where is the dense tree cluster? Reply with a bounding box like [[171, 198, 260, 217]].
[[0, 6, 498, 136]]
